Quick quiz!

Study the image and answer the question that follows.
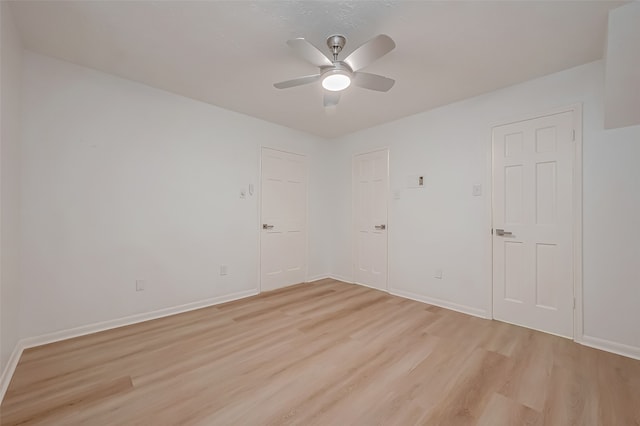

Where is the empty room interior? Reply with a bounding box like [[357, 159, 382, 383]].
[[1, 0, 640, 424]]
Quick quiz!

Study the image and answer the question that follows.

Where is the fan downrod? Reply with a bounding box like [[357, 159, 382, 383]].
[[326, 35, 346, 61]]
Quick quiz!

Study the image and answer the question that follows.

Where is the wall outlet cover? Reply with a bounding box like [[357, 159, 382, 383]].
[[135, 280, 145, 291]]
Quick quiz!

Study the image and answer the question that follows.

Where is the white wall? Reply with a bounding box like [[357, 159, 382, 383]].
[[12, 46, 640, 359], [583, 122, 640, 351], [604, 2, 640, 129], [1, 2, 23, 377], [19, 52, 330, 339], [330, 60, 640, 352]]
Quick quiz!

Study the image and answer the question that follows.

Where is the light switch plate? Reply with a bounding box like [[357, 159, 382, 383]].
[[472, 184, 482, 196], [406, 174, 426, 188]]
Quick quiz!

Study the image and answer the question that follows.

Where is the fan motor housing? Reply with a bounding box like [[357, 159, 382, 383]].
[[321, 61, 353, 75], [326, 35, 346, 60]]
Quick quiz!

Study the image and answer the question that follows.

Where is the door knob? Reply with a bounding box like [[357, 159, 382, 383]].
[[374, 224, 386, 230], [262, 224, 274, 229], [495, 228, 512, 236]]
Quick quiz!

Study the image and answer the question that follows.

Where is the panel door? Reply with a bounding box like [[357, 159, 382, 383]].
[[353, 149, 389, 291], [492, 111, 574, 337], [260, 148, 307, 292]]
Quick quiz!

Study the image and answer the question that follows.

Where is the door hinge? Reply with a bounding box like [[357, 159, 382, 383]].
[[491, 228, 494, 235], [573, 297, 576, 309], [572, 129, 576, 141]]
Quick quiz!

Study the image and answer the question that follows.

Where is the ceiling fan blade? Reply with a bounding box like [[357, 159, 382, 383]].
[[287, 38, 333, 68], [353, 72, 395, 92], [273, 74, 321, 89], [344, 34, 395, 71], [323, 91, 341, 107]]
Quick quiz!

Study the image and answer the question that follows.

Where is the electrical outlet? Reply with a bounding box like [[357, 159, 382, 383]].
[[136, 280, 145, 291], [220, 265, 228, 276], [434, 269, 443, 279]]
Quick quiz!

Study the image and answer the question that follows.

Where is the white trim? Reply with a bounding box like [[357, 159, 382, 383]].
[[384, 149, 390, 293], [486, 120, 495, 319], [581, 335, 640, 361], [306, 274, 331, 282], [489, 103, 584, 341], [489, 103, 584, 130], [328, 274, 354, 283], [0, 340, 24, 402], [354, 280, 389, 293], [0, 288, 258, 403], [256, 145, 263, 294], [389, 288, 489, 319], [307, 275, 355, 284], [21, 289, 258, 349], [571, 104, 584, 342]]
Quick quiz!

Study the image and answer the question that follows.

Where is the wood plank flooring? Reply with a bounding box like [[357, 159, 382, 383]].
[[2, 279, 639, 425]]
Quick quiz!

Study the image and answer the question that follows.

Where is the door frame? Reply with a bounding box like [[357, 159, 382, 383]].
[[351, 147, 390, 292], [258, 146, 309, 294], [489, 103, 583, 341]]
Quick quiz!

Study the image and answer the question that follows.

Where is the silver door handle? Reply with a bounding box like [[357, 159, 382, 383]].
[[262, 224, 274, 229], [495, 228, 512, 236], [375, 224, 386, 230]]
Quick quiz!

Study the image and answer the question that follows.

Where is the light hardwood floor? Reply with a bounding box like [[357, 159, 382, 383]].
[[2, 279, 639, 425]]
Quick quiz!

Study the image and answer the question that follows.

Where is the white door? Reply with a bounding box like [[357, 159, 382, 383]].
[[492, 111, 574, 337], [260, 148, 307, 292], [353, 149, 389, 291]]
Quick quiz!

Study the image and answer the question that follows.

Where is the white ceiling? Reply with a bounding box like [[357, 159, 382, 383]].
[[9, 1, 624, 138]]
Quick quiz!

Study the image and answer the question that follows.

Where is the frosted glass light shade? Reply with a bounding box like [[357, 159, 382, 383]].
[[322, 74, 351, 91]]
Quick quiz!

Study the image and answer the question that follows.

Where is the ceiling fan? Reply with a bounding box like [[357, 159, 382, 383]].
[[274, 34, 396, 107]]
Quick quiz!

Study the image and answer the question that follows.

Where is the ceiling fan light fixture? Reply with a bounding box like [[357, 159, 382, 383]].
[[274, 34, 396, 104], [322, 72, 351, 91]]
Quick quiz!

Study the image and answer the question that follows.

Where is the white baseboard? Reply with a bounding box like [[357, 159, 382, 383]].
[[8, 284, 637, 404], [389, 288, 490, 319], [581, 334, 640, 361], [306, 274, 331, 282], [353, 281, 388, 292], [21, 289, 259, 349], [0, 288, 259, 403], [0, 340, 25, 403], [307, 274, 354, 284], [327, 274, 354, 284]]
